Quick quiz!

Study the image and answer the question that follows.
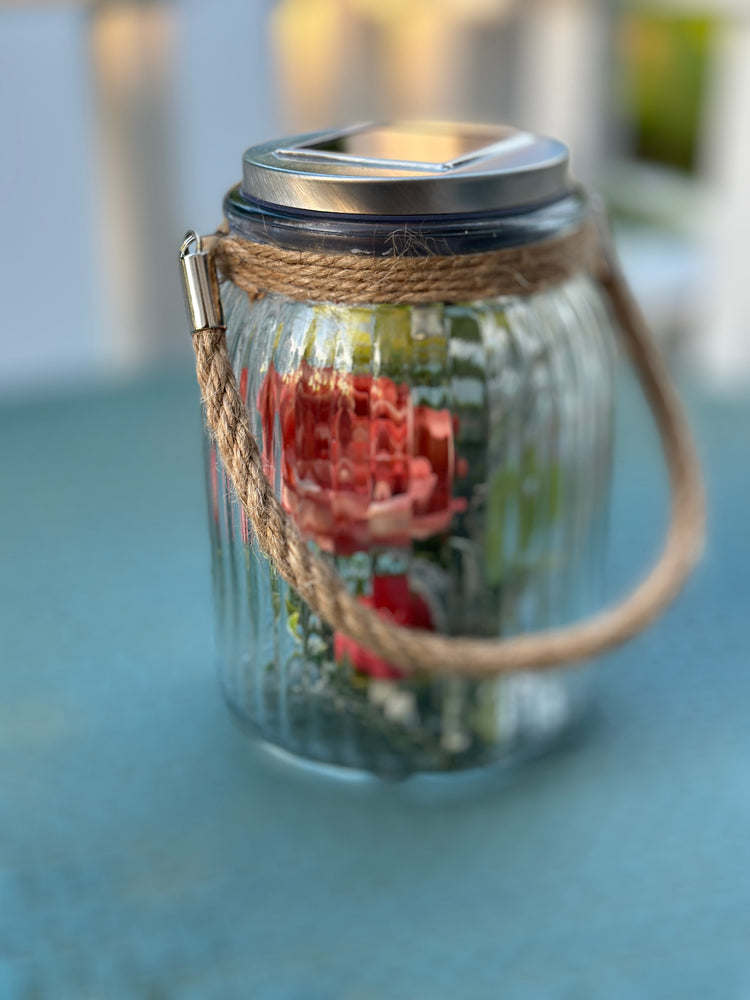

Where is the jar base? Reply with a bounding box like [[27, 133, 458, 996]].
[[222, 670, 593, 786]]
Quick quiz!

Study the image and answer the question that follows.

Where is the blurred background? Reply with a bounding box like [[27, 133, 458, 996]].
[[1, 0, 749, 395]]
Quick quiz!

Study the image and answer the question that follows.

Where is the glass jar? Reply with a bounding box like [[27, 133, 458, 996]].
[[204, 123, 618, 777]]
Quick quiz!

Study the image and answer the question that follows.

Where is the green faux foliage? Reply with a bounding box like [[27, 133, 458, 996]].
[[485, 445, 561, 588]]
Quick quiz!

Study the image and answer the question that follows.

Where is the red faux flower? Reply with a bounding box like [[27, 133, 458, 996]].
[[257, 360, 466, 555], [333, 573, 433, 679]]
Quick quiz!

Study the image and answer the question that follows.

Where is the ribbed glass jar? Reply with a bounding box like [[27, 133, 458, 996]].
[[204, 190, 617, 777]]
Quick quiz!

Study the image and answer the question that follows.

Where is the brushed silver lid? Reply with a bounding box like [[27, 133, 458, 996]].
[[241, 121, 570, 216]]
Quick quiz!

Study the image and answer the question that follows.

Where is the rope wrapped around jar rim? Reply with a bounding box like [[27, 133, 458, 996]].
[[184, 214, 706, 678]]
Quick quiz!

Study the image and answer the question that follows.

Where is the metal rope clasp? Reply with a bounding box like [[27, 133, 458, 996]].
[[179, 231, 225, 332]]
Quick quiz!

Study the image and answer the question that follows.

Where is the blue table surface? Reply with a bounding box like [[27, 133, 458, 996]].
[[0, 363, 748, 1000]]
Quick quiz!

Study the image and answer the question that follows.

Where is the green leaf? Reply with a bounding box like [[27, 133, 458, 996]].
[[485, 467, 517, 587]]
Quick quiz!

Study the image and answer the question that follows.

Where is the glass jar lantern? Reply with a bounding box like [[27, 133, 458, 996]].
[[198, 122, 620, 777]]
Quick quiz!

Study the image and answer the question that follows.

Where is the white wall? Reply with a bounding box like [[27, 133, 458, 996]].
[[0, 9, 99, 391], [0, 0, 278, 394]]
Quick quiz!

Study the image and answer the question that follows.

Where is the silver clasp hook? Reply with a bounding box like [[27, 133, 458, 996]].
[[179, 230, 224, 332]]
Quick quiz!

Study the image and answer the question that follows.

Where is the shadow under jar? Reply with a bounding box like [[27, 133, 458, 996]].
[[204, 122, 618, 778]]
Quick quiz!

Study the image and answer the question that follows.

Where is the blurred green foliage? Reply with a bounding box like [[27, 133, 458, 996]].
[[618, 10, 716, 172]]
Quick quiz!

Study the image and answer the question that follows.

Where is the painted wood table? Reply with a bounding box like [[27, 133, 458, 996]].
[[1, 365, 747, 999]]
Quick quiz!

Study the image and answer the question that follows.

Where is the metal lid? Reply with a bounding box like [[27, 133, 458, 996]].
[[241, 121, 570, 217]]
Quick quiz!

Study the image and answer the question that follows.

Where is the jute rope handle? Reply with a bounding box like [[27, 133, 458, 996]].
[[186, 217, 705, 678]]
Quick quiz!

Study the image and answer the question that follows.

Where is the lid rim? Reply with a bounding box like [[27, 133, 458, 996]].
[[240, 121, 570, 217]]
